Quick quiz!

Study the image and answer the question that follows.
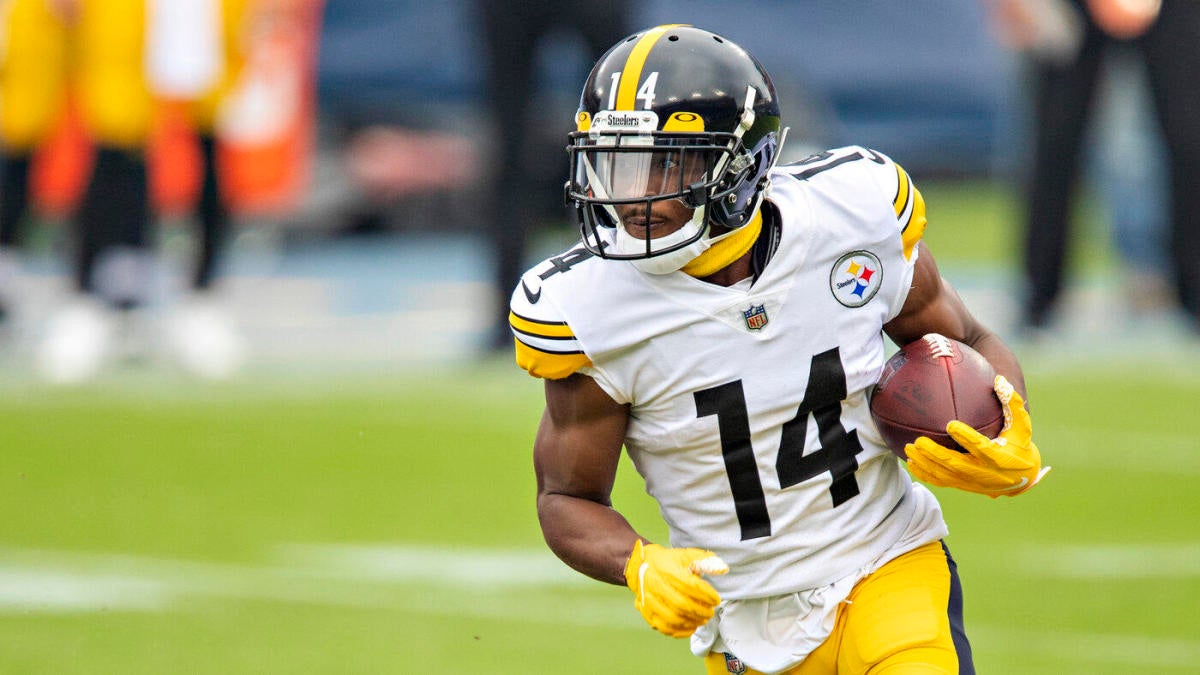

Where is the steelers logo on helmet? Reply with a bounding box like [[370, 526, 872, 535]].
[[565, 25, 785, 269], [830, 251, 883, 308]]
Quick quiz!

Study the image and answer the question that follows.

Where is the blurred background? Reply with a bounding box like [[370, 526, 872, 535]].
[[2, 1, 1197, 673]]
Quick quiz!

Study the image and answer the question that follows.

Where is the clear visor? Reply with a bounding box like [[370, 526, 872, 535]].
[[577, 141, 712, 202]]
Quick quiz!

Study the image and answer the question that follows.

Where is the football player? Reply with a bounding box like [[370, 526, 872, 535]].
[[510, 25, 1048, 675]]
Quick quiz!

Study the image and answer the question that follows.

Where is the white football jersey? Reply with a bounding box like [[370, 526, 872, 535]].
[[511, 146, 948, 600]]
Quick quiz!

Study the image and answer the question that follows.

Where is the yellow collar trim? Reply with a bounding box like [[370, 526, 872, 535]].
[[682, 211, 763, 278]]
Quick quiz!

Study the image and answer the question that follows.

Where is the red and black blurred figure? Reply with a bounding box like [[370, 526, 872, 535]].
[[149, 0, 254, 294]]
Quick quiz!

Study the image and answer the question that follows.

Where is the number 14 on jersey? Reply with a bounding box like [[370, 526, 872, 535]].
[[694, 348, 866, 540]]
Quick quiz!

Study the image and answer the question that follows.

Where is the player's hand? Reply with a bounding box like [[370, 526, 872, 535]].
[[905, 375, 1050, 498], [623, 539, 728, 638]]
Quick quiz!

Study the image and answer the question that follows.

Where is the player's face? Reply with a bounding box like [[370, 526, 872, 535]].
[[602, 150, 707, 200], [609, 150, 704, 240], [615, 197, 696, 240]]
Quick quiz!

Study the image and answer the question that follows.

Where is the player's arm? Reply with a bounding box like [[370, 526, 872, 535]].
[[859, 150, 1023, 392], [883, 242, 1048, 497], [883, 241, 1026, 400], [535, 373, 728, 637], [535, 372, 638, 585]]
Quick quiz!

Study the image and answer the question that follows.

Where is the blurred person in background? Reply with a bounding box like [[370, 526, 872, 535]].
[[512, 25, 1048, 674], [0, 0, 275, 382], [0, 0, 59, 322], [0, 0, 156, 381], [991, 0, 1200, 334], [476, 0, 631, 352], [146, 0, 257, 380], [1090, 44, 1172, 314]]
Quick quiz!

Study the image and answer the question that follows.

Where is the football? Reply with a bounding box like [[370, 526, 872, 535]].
[[869, 333, 1004, 459]]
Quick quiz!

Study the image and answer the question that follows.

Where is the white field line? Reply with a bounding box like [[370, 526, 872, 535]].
[[0, 568, 171, 612], [0, 545, 590, 616], [2, 544, 1199, 669], [275, 543, 587, 587]]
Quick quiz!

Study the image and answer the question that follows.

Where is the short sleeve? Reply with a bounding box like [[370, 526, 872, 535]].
[[866, 149, 927, 262], [509, 272, 593, 380]]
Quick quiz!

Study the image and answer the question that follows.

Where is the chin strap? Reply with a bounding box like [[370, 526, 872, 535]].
[[681, 209, 763, 278]]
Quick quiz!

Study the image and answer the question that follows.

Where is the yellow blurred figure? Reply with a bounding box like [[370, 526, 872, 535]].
[[147, 0, 251, 132], [1, 0, 251, 147], [1, 0, 151, 149], [0, 0, 70, 151], [76, 0, 151, 148]]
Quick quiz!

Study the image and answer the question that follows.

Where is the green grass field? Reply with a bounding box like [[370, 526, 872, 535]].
[[3, 181, 1199, 673], [3, 357, 1198, 673]]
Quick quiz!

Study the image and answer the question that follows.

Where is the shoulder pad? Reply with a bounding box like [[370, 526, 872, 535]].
[[508, 252, 594, 380], [861, 148, 927, 261], [778, 147, 926, 260], [777, 146, 880, 181]]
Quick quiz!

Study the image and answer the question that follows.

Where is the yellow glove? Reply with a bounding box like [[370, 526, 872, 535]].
[[623, 539, 728, 638], [905, 375, 1050, 498]]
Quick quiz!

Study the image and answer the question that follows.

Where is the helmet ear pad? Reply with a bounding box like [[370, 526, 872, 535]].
[[709, 131, 779, 230]]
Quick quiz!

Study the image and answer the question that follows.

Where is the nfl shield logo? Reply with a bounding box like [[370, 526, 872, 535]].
[[724, 652, 747, 674], [742, 304, 768, 331]]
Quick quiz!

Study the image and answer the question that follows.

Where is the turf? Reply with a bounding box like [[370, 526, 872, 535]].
[[1, 354, 1197, 674], [2, 180, 1197, 673]]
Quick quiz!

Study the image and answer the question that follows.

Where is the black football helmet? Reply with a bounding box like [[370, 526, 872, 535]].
[[566, 24, 784, 260]]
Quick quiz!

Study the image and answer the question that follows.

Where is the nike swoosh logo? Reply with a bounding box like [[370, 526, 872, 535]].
[[994, 477, 1029, 493], [522, 279, 541, 304]]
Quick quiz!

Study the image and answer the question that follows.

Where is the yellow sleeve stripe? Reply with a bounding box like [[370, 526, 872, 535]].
[[616, 24, 685, 110], [514, 339, 593, 380], [893, 164, 911, 218], [901, 185, 927, 260], [509, 310, 575, 339]]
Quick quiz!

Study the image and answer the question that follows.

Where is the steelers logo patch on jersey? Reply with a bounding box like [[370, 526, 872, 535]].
[[830, 250, 883, 308]]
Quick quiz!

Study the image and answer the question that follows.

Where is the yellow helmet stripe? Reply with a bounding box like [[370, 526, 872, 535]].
[[616, 24, 685, 110]]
